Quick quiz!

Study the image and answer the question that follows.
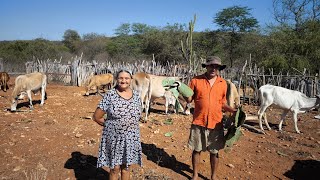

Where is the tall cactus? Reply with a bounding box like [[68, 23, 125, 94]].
[[181, 14, 198, 76]]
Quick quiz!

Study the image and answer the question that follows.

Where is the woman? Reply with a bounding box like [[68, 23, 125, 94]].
[[93, 69, 142, 180]]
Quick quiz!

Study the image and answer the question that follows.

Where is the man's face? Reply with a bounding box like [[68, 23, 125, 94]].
[[206, 64, 220, 77]]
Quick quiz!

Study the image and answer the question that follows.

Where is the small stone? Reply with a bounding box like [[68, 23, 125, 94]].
[[75, 133, 82, 138], [227, 164, 235, 168], [13, 166, 21, 172]]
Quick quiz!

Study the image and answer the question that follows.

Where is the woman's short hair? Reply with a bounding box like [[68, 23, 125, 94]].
[[115, 69, 133, 79]]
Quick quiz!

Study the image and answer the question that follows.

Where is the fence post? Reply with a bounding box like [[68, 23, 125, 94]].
[[71, 60, 78, 86], [0, 58, 3, 72]]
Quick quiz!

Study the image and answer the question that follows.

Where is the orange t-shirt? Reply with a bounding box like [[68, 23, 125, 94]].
[[189, 74, 227, 129]]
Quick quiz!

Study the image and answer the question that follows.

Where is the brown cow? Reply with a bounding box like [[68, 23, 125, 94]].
[[0, 72, 10, 92], [85, 73, 114, 96], [131, 72, 152, 121]]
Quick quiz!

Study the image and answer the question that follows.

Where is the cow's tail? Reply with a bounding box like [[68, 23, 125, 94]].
[[226, 80, 232, 106], [257, 87, 263, 107]]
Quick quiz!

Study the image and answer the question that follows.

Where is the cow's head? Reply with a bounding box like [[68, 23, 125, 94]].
[[10, 96, 18, 112]]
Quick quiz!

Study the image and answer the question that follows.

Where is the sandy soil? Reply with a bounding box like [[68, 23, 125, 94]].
[[0, 79, 319, 180]]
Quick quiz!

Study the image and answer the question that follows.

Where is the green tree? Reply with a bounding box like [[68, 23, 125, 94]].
[[26, 38, 61, 60], [214, 6, 259, 67], [141, 23, 185, 65], [114, 23, 131, 36], [131, 23, 153, 35], [62, 29, 81, 53], [82, 33, 105, 41], [80, 34, 110, 61], [266, 19, 320, 73]]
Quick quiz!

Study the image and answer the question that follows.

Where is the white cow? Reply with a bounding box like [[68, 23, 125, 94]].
[[131, 72, 182, 121], [11, 72, 47, 111], [164, 90, 180, 114], [258, 84, 320, 133]]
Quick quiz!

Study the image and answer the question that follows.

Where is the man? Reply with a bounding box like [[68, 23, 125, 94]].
[[185, 56, 237, 180]]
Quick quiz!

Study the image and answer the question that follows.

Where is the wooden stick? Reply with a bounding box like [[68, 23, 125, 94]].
[[242, 123, 265, 134]]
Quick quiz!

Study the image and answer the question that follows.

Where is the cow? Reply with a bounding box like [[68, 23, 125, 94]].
[[164, 90, 179, 114], [258, 84, 320, 133], [131, 72, 182, 121], [131, 72, 152, 121], [11, 72, 47, 111], [85, 73, 114, 96], [226, 79, 241, 110], [222, 79, 241, 128], [0, 72, 10, 92]]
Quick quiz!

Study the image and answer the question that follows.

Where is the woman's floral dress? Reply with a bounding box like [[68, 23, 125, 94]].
[[97, 89, 142, 169]]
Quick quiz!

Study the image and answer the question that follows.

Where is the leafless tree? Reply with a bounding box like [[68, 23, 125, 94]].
[[273, 0, 320, 30]]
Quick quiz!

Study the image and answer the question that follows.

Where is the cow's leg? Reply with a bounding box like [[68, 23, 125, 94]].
[[40, 87, 46, 106], [278, 110, 289, 131], [139, 91, 148, 122], [144, 97, 150, 122], [3, 81, 7, 91], [27, 90, 34, 110], [292, 111, 301, 133], [258, 105, 269, 133], [184, 103, 191, 115], [165, 96, 169, 114], [5, 82, 9, 91], [85, 86, 91, 96], [264, 113, 272, 131]]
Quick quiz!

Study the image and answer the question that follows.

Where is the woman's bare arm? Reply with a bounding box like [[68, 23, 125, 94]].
[[93, 108, 106, 126]]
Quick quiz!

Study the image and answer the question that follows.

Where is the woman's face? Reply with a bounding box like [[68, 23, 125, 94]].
[[116, 71, 132, 90]]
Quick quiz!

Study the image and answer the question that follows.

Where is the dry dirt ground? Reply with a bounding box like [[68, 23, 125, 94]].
[[0, 78, 319, 180]]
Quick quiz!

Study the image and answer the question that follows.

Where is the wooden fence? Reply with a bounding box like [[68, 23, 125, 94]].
[[236, 61, 319, 104], [24, 55, 192, 86], [8, 56, 318, 103]]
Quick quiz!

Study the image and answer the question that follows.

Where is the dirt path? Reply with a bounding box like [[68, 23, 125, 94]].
[[0, 82, 319, 179]]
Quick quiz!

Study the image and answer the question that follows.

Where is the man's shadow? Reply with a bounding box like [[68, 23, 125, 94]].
[[142, 142, 209, 180], [64, 151, 109, 180], [284, 159, 320, 180]]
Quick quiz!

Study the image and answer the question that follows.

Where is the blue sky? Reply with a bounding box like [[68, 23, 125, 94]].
[[0, 0, 275, 41]]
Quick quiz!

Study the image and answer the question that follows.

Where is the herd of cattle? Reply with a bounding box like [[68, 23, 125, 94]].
[[0, 71, 319, 134]]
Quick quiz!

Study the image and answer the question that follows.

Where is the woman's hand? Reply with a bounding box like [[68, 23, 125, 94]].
[[93, 108, 106, 126]]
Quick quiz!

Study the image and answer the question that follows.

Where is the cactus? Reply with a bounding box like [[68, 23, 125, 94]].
[[181, 14, 199, 76]]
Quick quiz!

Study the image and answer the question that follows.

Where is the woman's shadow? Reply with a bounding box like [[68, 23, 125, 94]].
[[64, 151, 108, 180]]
